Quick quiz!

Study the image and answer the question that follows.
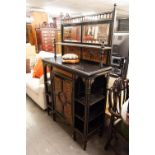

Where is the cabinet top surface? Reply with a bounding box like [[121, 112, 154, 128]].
[[42, 56, 112, 77]]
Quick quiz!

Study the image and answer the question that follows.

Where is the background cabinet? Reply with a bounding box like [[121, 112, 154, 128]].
[[36, 28, 56, 52], [35, 28, 61, 53], [26, 24, 38, 50]]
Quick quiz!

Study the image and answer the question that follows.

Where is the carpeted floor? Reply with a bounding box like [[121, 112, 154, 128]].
[[26, 95, 128, 155]]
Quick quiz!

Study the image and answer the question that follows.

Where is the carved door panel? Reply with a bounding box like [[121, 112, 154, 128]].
[[54, 76, 63, 114], [63, 80, 72, 125], [54, 74, 73, 125]]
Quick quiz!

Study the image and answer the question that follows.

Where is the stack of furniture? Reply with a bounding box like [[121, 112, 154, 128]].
[[36, 28, 56, 52], [42, 4, 116, 150], [35, 28, 61, 53]]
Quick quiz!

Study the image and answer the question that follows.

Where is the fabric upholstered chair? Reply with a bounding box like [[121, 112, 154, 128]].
[[104, 77, 129, 150]]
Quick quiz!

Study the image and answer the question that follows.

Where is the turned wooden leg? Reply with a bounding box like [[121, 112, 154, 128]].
[[52, 113, 56, 121], [99, 126, 103, 137], [73, 131, 77, 141], [83, 140, 87, 150], [47, 108, 50, 115]]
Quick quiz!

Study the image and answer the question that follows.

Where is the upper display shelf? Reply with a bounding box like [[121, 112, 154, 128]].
[[56, 42, 111, 49], [63, 23, 111, 44], [61, 4, 116, 46], [62, 11, 113, 25]]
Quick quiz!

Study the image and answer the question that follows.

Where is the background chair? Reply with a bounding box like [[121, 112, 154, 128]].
[[104, 77, 129, 150]]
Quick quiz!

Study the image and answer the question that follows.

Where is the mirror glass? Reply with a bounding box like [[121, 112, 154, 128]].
[[82, 23, 110, 44], [63, 26, 81, 42]]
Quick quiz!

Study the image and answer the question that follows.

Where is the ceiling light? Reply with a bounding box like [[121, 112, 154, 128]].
[[44, 6, 73, 14]]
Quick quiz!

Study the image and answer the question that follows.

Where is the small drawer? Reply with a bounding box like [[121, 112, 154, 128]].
[[53, 67, 73, 79]]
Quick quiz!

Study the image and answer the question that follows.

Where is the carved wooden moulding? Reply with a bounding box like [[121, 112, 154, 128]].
[[63, 46, 107, 64]]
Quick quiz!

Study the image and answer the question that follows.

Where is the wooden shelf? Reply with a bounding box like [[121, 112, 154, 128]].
[[56, 42, 111, 50], [74, 115, 103, 135], [88, 125, 102, 136], [75, 111, 103, 122], [74, 128, 83, 136], [88, 115, 103, 135], [89, 111, 104, 122], [75, 114, 84, 121], [75, 94, 105, 106]]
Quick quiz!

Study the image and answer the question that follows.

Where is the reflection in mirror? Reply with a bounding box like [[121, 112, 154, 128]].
[[82, 24, 110, 44], [63, 26, 81, 42]]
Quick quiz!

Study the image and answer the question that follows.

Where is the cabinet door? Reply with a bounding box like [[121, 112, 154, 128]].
[[63, 79, 72, 125], [54, 74, 73, 125], [54, 76, 63, 114]]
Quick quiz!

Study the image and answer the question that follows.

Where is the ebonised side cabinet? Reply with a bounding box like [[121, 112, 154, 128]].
[[42, 4, 116, 150], [42, 57, 111, 150]]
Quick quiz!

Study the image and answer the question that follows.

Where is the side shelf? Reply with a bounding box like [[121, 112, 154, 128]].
[[73, 75, 107, 149], [75, 94, 105, 106], [75, 99, 105, 122]]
